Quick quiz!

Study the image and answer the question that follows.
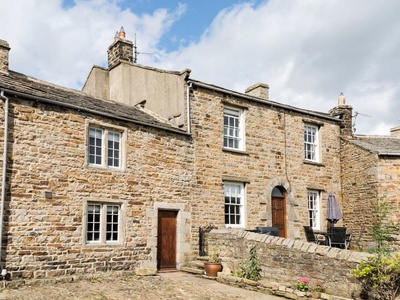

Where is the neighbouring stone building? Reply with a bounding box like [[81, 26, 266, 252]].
[[0, 28, 398, 281], [341, 132, 400, 249], [0, 38, 194, 278]]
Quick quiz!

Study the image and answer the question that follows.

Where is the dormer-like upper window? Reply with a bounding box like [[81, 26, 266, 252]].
[[223, 107, 244, 150], [304, 124, 319, 162]]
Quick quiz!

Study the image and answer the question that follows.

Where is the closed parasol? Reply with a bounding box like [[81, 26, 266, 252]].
[[326, 192, 342, 224]]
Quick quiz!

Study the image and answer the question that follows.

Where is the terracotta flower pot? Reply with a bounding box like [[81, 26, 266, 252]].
[[204, 262, 222, 277]]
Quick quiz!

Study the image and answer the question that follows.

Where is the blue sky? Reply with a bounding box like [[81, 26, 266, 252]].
[[1, 0, 400, 135], [61, 0, 262, 53]]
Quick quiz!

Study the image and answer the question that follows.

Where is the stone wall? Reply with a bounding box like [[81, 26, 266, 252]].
[[0, 96, 194, 279], [208, 228, 368, 299], [341, 140, 378, 247], [341, 140, 400, 251], [377, 157, 400, 249], [189, 85, 343, 255]]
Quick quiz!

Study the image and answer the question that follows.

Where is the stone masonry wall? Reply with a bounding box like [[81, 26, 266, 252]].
[[376, 157, 400, 249], [341, 140, 400, 251], [341, 140, 378, 248], [189, 85, 343, 255], [0, 96, 194, 279], [208, 228, 368, 299]]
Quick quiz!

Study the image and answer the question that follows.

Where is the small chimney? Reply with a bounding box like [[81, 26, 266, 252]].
[[0, 39, 10, 74], [245, 83, 269, 100], [107, 26, 134, 69], [390, 126, 400, 137]]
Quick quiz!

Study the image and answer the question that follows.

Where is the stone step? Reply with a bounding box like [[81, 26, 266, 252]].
[[196, 256, 209, 262], [180, 266, 204, 275], [186, 260, 206, 269]]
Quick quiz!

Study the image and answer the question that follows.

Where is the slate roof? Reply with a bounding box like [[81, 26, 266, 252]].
[[189, 79, 339, 122], [0, 71, 187, 135], [349, 135, 400, 156]]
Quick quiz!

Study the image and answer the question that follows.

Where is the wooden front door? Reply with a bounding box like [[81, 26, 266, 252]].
[[157, 210, 177, 271], [271, 187, 286, 238]]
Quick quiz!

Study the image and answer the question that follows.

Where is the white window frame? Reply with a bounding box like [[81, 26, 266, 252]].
[[224, 182, 246, 228], [84, 201, 123, 245], [304, 124, 320, 162], [223, 107, 245, 151], [308, 190, 321, 230], [87, 122, 126, 170]]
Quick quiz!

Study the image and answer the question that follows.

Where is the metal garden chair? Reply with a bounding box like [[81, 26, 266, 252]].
[[328, 227, 350, 249]]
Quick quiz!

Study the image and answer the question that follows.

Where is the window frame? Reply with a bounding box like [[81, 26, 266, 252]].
[[307, 190, 321, 230], [224, 181, 246, 228], [86, 122, 126, 170], [223, 106, 245, 151], [304, 124, 320, 162], [84, 200, 125, 245]]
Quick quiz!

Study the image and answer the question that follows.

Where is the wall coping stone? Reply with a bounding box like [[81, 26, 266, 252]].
[[211, 228, 369, 264]]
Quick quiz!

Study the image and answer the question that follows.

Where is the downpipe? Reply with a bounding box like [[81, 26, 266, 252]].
[[0, 90, 9, 276], [186, 82, 192, 134]]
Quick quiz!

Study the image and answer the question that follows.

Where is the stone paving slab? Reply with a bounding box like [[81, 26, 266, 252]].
[[0, 271, 283, 300]]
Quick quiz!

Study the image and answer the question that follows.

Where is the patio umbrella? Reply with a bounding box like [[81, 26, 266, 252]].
[[326, 192, 342, 224]]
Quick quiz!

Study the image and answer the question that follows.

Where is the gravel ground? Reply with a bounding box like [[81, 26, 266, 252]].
[[0, 272, 283, 300]]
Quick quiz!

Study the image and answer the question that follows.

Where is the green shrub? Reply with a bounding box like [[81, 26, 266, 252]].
[[351, 198, 400, 300], [237, 245, 261, 281], [351, 254, 400, 300]]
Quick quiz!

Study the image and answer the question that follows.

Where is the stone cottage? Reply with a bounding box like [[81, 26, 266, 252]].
[[82, 29, 350, 254], [0, 38, 194, 278]]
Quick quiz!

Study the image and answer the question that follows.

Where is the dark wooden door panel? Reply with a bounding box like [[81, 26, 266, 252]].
[[272, 197, 286, 238], [157, 210, 177, 270]]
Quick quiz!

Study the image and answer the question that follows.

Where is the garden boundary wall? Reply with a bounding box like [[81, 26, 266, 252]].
[[208, 228, 371, 299]]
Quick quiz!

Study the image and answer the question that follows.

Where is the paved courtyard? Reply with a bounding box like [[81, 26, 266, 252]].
[[0, 271, 283, 300]]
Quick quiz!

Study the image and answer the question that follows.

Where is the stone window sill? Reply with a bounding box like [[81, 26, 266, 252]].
[[303, 160, 325, 167], [222, 148, 249, 155]]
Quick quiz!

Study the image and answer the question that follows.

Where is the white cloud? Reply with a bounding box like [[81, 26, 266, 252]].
[[154, 0, 400, 135], [1, 0, 399, 135], [0, 0, 183, 87]]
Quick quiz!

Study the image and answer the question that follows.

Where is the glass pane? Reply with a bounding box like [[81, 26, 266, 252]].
[[106, 205, 119, 241], [89, 128, 103, 165], [107, 132, 121, 168], [272, 187, 283, 197], [87, 204, 101, 242]]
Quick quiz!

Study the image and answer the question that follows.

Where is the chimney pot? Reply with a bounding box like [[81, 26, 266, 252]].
[[338, 92, 346, 106], [119, 26, 126, 39]]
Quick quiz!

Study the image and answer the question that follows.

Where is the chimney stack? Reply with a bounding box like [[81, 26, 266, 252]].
[[0, 39, 10, 74], [390, 126, 400, 137], [329, 93, 353, 137], [245, 83, 269, 100], [107, 26, 134, 69]]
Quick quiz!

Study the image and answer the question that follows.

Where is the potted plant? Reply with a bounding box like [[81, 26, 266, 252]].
[[204, 247, 222, 277]]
